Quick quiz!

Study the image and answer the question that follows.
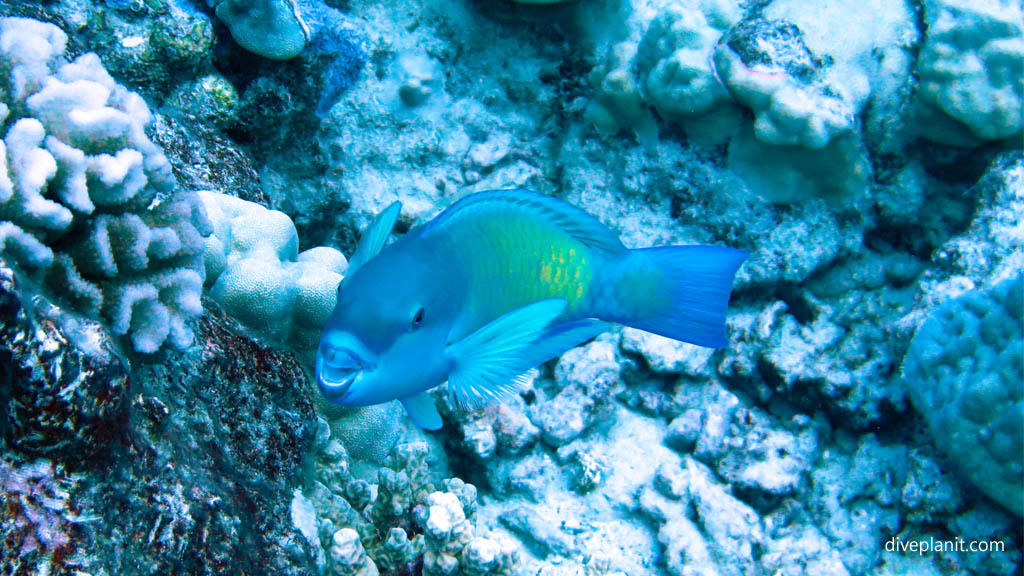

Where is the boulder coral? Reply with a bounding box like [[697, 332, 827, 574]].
[[200, 190, 346, 361], [902, 275, 1023, 516], [913, 0, 1024, 145], [211, 0, 309, 60]]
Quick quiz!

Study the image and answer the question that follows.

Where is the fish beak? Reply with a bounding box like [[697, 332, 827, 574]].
[[316, 333, 375, 402]]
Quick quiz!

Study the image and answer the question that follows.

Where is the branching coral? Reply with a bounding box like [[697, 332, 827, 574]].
[[0, 17, 211, 353], [420, 484, 518, 576]]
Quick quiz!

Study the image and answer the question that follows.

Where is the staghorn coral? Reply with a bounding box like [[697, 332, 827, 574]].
[[0, 17, 211, 353]]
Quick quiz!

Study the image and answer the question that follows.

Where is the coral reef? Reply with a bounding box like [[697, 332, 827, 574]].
[[714, 0, 916, 202], [0, 17, 211, 353], [0, 1, 1021, 575], [71, 298, 322, 574], [0, 458, 82, 576], [1, 245, 322, 575], [635, 0, 742, 145], [212, 0, 309, 61], [0, 259, 129, 461]]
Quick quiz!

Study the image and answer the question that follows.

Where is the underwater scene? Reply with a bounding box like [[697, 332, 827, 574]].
[[0, 0, 1021, 574]]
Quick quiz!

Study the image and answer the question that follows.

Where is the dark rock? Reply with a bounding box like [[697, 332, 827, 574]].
[[1, 265, 322, 575], [0, 261, 130, 463], [69, 298, 320, 575], [151, 113, 267, 205]]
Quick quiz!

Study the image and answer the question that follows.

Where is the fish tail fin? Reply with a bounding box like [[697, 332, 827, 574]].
[[609, 246, 747, 348]]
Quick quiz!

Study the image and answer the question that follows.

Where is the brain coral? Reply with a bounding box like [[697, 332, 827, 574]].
[[903, 274, 1023, 516], [0, 17, 211, 353]]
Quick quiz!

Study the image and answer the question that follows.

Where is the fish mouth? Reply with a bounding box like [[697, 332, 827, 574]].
[[316, 346, 369, 401], [317, 363, 358, 399]]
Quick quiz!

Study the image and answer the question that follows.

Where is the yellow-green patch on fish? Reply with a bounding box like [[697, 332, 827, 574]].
[[317, 190, 746, 430]]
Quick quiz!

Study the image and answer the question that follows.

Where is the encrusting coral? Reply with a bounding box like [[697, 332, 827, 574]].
[[0, 458, 80, 576], [0, 17, 211, 353]]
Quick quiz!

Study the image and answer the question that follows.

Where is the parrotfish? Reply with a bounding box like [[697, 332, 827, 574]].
[[317, 190, 746, 430]]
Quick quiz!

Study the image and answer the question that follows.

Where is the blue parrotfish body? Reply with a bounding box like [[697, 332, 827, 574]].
[[316, 190, 746, 430]]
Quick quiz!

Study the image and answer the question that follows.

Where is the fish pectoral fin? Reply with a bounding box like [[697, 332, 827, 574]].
[[345, 200, 402, 279], [445, 298, 568, 410], [401, 392, 443, 430], [522, 319, 610, 368]]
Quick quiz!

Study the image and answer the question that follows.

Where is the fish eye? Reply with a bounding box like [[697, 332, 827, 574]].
[[410, 307, 425, 330]]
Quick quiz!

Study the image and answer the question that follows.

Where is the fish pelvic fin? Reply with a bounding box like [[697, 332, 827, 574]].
[[401, 392, 443, 430], [607, 246, 747, 348], [445, 298, 567, 410]]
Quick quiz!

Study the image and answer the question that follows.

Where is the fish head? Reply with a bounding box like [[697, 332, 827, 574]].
[[316, 244, 453, 406]]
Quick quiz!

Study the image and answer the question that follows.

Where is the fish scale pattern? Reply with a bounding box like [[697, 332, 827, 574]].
[[0, 17, 211, 353]]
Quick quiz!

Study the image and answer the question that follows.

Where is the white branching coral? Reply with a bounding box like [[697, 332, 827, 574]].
[[0, 17, 211, 353], [421, 487, 519, 576]]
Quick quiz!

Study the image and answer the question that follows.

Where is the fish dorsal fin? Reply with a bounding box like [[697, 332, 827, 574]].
[[445, 298, 567, 410], [345, 201, 402, 281], [401, 392, 443, 430], [422, 190, 626, 254]]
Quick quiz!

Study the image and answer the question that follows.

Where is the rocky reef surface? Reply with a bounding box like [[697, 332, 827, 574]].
[[0, 0, 1021, 575]]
